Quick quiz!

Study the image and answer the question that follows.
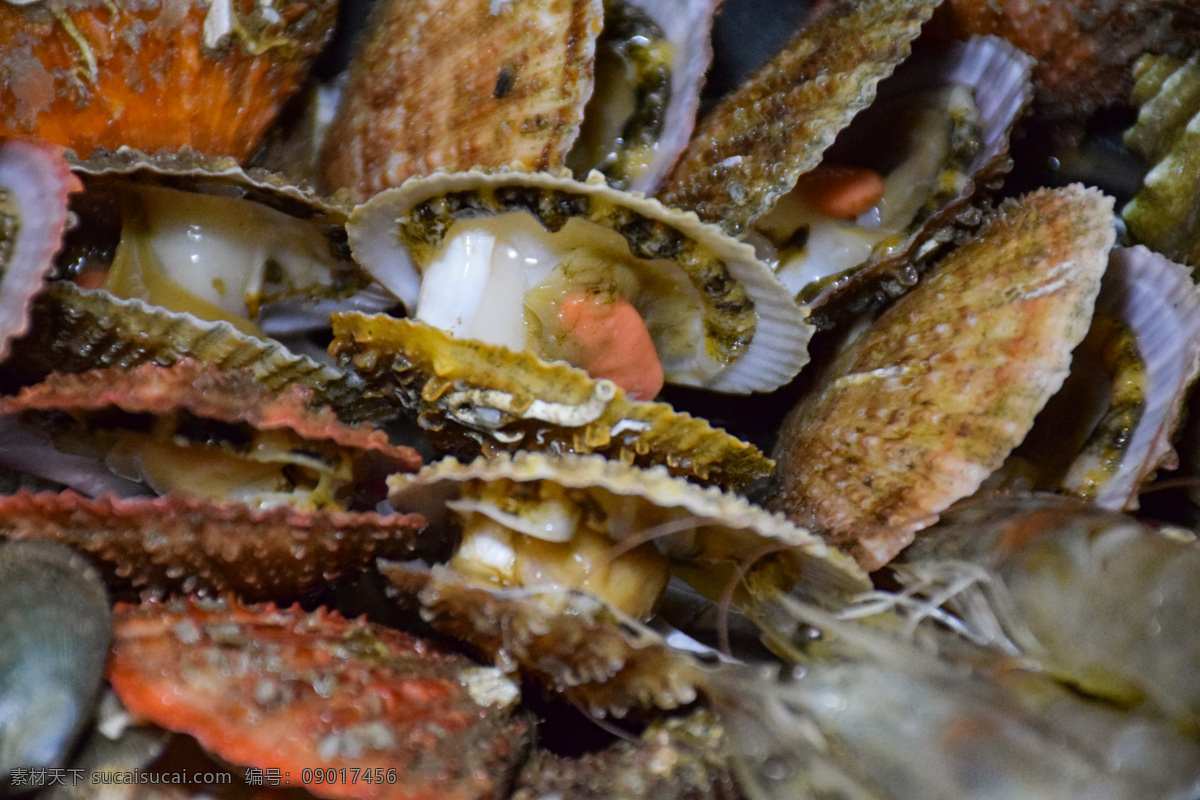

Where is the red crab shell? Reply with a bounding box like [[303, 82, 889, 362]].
[[106, 596, 534, 800]]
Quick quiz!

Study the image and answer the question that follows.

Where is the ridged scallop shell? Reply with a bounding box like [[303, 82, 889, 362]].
[[331, 313, 775, 494], [0, 0, 335, 160], [0, 541, 110, 774], [772, 185, 1115, 571], [380, 559, 709, 716], [5, 282, 390, 424], [0, 490, 425, 601], [1122, 53, 1200, 268], [0, 138, 81, 360], [655, 0, 940, 238], [797, 35, 1033, 328], [387, 452, 868, 600], [346, 169, 812, 394], [320, 0, 603, 202]]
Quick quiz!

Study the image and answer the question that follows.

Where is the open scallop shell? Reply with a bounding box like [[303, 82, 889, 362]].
[[347, 169, 812, 394], [330, 313, 775, 494], [656, 0, 941, 238], [772, 185, 1115, 571], [0, 0, 335, 160]]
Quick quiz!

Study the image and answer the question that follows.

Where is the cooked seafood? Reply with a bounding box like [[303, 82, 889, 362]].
[[0, 0, 336, 159], [0, 541, 110, 780], [347, 169, 811, 395], [773, 185, 1115, 570]]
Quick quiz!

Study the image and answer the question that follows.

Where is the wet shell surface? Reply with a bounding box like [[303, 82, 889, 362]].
[[1122, 53, 1200, 269], [106, 596, 533, 800], [0, 541, 110, 776], [0, 138, 81, 360], [320, 0, 603, 202], [0, 0, 335, 160], [380, 559, 710, 717], [655, 0, 940, 238], [346, 169, 812, 394], [772, 185, 1116, 571], [330, 313, 776, 494], [4, 282, 391, 424], [387, 451, 869, 601]]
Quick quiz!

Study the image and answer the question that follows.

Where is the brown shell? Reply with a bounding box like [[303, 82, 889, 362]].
[[0, 0, 335, 160], [330, 313, 775, 494], [772, 185, 1115, 571], [0, 359, 421, 472], [320, 0, 603, 202], [380, 561, 709, 716], [655, 0, 940, 237], [3, 282, 391, 425], [0, 489, 425, 601]]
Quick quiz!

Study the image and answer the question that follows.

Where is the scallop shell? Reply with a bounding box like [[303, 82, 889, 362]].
[[320, 0, 604, 202], [0, 0, 335, 160], [0, 489, 425, 601], [5, 282, 390, 424], [797, 35, 1034, 328], [346, 169, 812, 394], [772, 185, 1115, 571], [0, 138, 81, 361], [655, 0, 941, 238], [331, 313, 775, 494], [0, 541, 110, 774], [1122, 53, 1200, 268], [387, 452, 868, 601], [380, 559, 710, 716]]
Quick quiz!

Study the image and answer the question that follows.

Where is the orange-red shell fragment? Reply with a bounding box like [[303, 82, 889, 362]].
[[106, 596, 532, 800], [0, 0, 335, 160], [772, 185, 1116, 571], [0, 490, 425, 600], [320, 0, 603, 202]]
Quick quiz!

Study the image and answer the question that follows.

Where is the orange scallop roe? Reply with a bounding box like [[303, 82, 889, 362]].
[[558, 290, 665, 401], [0, 0, 334, 160], [794, 164, 886, 219]]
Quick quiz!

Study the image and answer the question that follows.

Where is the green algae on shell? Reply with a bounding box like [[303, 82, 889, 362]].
[[330, 312, 776, 494], [346, 169, 812, 394]]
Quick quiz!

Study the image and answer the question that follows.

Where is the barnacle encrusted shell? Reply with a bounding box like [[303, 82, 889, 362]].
[[0, 490, 425, 601], [1122, 54, 1200, 269], [4, 282, 390, 424], [655, 0, 941, 237], [331, 313, 775, 494], [0, 0, 334, 160], [0, 138, 81, 360], [0, 0, 335, 160], [347, 169, 812, 394], [388, 452, 868, 600], [106, 596, 533, 799], [320, 0, 603, 202], [772, 185, 1116, 571], [381, 560, 710, 716]]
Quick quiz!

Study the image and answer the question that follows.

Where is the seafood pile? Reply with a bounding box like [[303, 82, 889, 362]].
[[1, 0, 1199, 798]]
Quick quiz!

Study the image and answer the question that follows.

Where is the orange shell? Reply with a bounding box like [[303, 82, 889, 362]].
[[107, 596, 532, 800], [320, 0, 603, 202], [0, 0, 335, 160], [772, 185, 1116, 571]]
